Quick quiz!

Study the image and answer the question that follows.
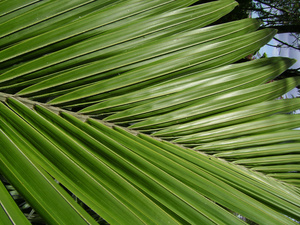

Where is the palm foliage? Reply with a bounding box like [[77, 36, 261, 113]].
[[0, 0, 300, 224]]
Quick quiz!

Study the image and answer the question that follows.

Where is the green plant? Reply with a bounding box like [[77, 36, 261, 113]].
[[0, 0, 300, 224]]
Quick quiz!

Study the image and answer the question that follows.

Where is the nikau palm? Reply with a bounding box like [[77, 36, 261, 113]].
[[0, 0, 299, 224]]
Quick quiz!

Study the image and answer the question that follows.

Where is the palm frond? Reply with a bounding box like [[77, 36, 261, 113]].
[[1, 0, 300, 224]]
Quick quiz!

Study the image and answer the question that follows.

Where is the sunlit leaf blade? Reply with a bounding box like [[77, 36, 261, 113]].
[[19, 10, 253, 98], [102, 31, 280, 122], [269, 173, 300, 180], [81, 57, 294, 114], [214, 143, 300, 159], [0, 0, 98, 39], [233, 155, 300, 166], [153, 98, 300, 137], [175, 114, 300, 144], [0, 0, 39, 17], [1, 0, 300, 224], [2, 0, 236, 92], [126, 77, 299, 129], [0, 0, 118, 50], [195, 130, 300, 151], [47, 28, 275, 106], [253, 164, 300, 173], [0, 0, 182, 64], [279, 180, 300, 188], [269, 173, 300, 188]]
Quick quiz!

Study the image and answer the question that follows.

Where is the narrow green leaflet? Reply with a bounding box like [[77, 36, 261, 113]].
[[2, 96, 300, 224], [102, 31, 281, 122], [196, 130, 300, 151], [268, 174, 300, 188], [0, 180, 30, 225], [214, 143, 300, 159], [1, 0, 236, 90], [58, 112, 246, 225], [154, 98, 300, 137], [0, 0, 96, 39], [81, 57, 293, 114], [127, 77, 299, 129], [112, 125, 299, 224], [0, 100, 150, 225], [33, 104, 185, 225], [253, 165, 300, 173], [0, 0, 40, 16], [0, 0, 118, 49], [269, 173, 300, 180], [0, 0, 192, 64], [48, 28, 275, 105], [1, 0, 300, 224], [138, 133, 300, 222], [0, 115, 97, 225], [211, 139, 300, 184], [175, 114, 300, 144], [277, 180, 300, 189], [233, 155, 300, 167], [1, 97, 239, 224], [4, 97, 231, 224], [13, 3, 239, 98]]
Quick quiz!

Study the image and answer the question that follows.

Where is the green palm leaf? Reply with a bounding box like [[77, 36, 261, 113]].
[[1, 0, 300, 224], [0, 179, 30, 224]]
